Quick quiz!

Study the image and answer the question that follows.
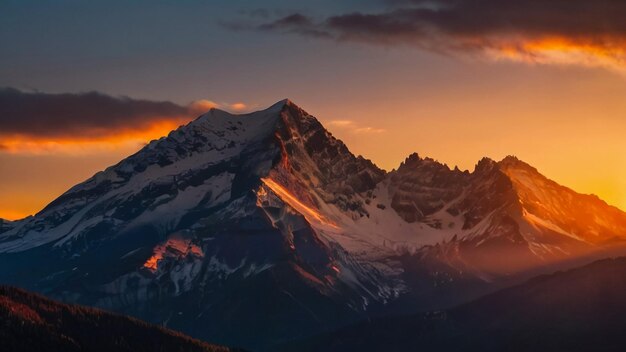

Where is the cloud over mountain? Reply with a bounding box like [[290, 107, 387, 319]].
[[0, 88, 190, 139], [0, 88, 247, 154]]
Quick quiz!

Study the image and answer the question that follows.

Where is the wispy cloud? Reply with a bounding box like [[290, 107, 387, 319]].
[[189, 100, 249, 113], [188, 99, 219, 113], [326, 119, 386, 134], [257, 13, 333, 39], [354, 126, 386, 134], [241, 0, 626, 73], [327, 120, 354, 127], [228, 102, 248, 111]]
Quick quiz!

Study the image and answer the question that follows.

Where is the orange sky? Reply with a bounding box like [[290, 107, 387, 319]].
[[2, 40, 626, 220], [316, 66, 626, 214], [1, 81, 625, 221], [3, 1, 626, 220]]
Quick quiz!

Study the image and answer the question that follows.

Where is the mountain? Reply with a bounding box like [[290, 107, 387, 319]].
[[385, 153, 626, 276], [1, 100, 625, 349], [284, 256, 626, 352], [0, 218, 14, 233], [0, 100, 387, 349], [0, 285, 234, 352]]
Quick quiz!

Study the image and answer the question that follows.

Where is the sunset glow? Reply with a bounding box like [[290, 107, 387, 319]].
[[3, 2, 626, 349], [487, 37, 626, 72], [143, 237, 204, 272], [1, 0, 626, 221], [261, 177, 339, 229], [1, 111, 625, 221], [0, 119, 185, 155]]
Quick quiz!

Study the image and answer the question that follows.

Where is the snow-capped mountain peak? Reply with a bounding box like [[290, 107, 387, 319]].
[[1, 100, 625, 350]]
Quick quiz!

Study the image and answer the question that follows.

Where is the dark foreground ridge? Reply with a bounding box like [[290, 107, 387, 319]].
[[0, 286, 237, 352], [284, 257, 626, 352]]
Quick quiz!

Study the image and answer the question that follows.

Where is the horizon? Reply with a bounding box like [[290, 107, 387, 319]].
[[1, 96, 624, 220], [2, 1, 626, 219]]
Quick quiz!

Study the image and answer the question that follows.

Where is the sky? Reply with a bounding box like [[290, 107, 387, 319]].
[[1, 0, 626, 219]]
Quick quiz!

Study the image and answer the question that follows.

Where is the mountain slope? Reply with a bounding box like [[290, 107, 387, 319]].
[[284, 257, 626, 352], [0, 100, 625, 349], [378, 153, 626, 276], [0, 286, 233, 352], [0, 100, 389, 349], [500, 155, 626, 244], [0, 218, 13, 234]]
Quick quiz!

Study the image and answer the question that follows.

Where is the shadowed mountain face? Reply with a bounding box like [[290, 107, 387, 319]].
[[0, 219, 14, 233], [284, 257, 626, 352], [0, 100, 625, 349], [0, 286, 233, 352]]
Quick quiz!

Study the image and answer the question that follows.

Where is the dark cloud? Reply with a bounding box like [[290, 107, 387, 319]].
[[0, 88, 191, 138], [259, 13, 314, 29], [249, 1, 626, 70], [326, 0, 626, 39], [258, 13, 333, 39]]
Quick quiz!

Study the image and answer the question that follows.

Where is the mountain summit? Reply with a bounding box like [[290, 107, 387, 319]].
[[1, 100, 625, 349]]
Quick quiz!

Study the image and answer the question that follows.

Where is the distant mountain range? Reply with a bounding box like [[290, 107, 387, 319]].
[[1, 100, 625, 350], [0, 285, 234, 352], [283, 257, 626, 352]]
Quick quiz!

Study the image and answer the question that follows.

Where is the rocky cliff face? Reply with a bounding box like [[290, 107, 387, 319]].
[[383, 153, 626, 276], [389, 153, 467, 223]]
